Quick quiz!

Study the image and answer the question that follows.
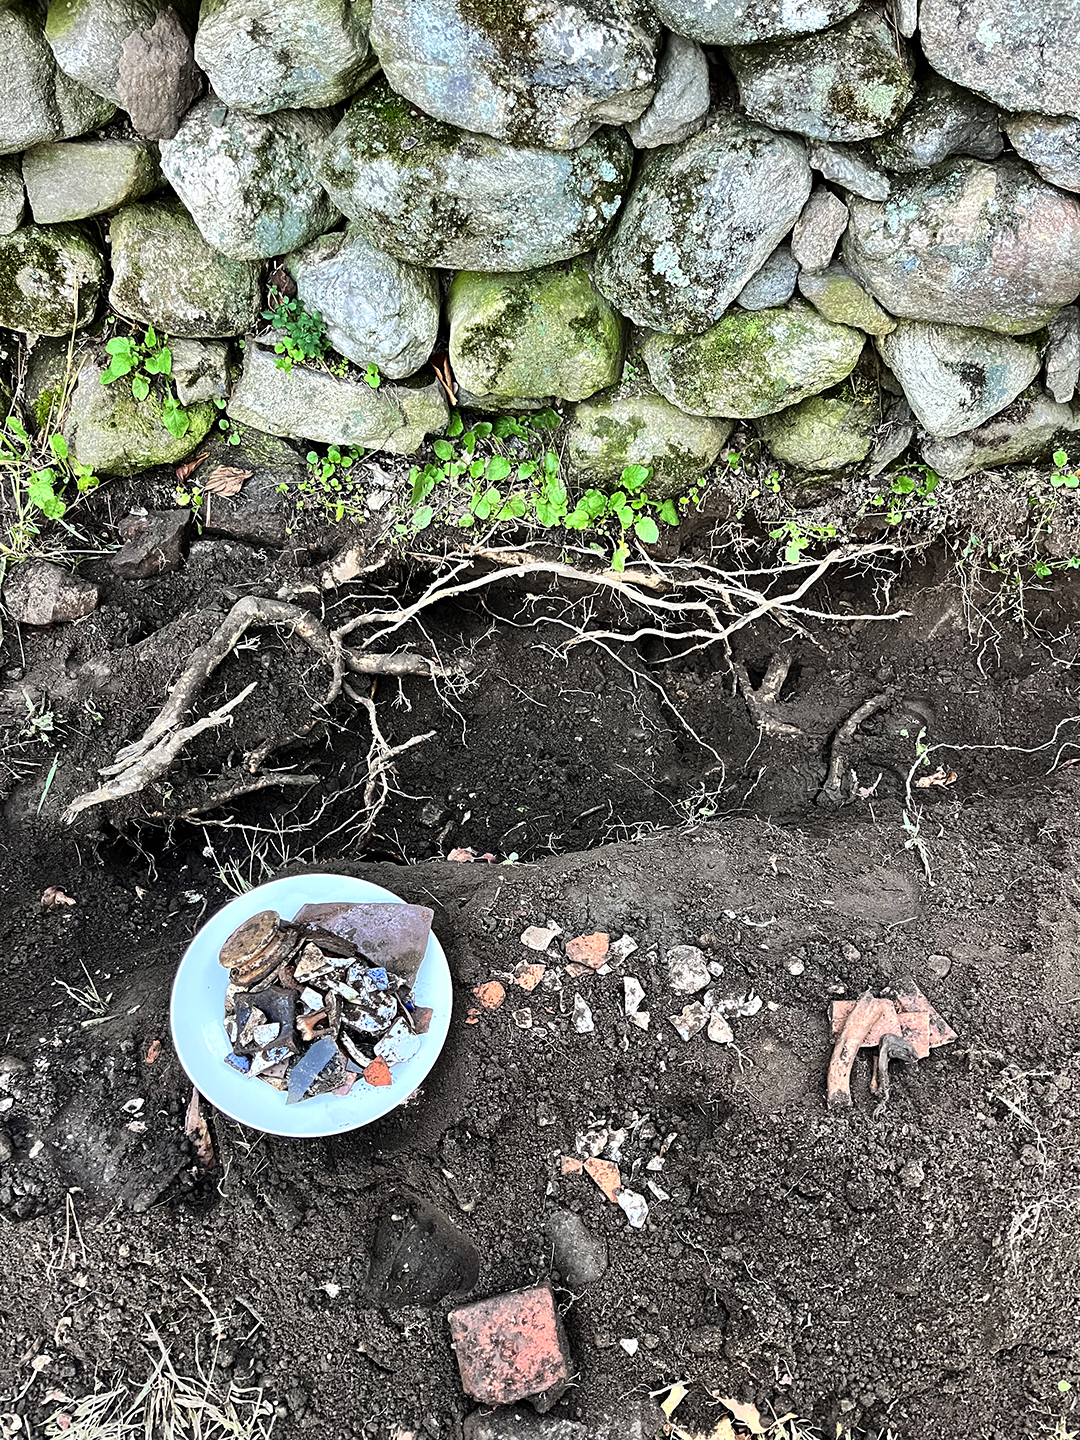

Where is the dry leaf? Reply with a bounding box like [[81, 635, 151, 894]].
[[183, 1086, 215, 1169], [659, 1382, 689, 1420], [175, 450, 209, 482], [915, 767, 957, 789], [41, 887, 76, 908], [201, 465, 252, 497], [715, 1397, 766, 1435], [432, 353, 457, 404]]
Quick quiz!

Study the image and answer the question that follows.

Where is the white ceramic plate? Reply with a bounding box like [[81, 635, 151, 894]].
[[170, 874, 452, 1137]]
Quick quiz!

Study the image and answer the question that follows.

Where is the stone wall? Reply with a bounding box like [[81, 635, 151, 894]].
[[3, 0, 1080, 485]]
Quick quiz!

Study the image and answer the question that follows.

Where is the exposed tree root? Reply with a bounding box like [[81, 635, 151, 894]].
[[64, 596, 462, 826], [734, 654, 804, 739], [818, 692, 889, 808]]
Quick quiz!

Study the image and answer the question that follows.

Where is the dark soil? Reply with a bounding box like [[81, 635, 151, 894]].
[[2, 513, 1080, 1440]]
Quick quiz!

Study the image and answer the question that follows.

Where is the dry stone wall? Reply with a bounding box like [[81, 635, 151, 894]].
[[2, 0, 1080, 484]]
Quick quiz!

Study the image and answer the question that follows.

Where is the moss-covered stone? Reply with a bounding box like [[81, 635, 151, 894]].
[[641, 300, 865, 420], [594, 114, 811, 335], [195, 0, 374, 113], [0, 2, 114, 156], [226, 337, 448, 453], [318, 76, 633, 273], [369, 0, 659, 150], [797, 263, 895, 336], [108, 198, 264, 337], [918, 385, 1080, 481], [0, 223, 103, 335], [23, 138, 160, 223], [755, 386, 876, 470], [65, 354, 215, 475], [566, 372, 732, 496], [448, 259, 626, 402], [726, 9, 916, 143]]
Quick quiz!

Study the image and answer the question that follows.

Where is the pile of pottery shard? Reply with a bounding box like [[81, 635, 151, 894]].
[[218, 901, 435, 1104]]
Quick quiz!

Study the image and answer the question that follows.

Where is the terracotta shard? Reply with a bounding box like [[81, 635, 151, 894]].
[[410, 1005, 434, 1033], [830, 1000, 931, 1059], [565, 933, 610, 969], [583, 1156, 622, 1202], [827, 991, 896, 1109], [888, 976, 958, 1047], [474, 981, 506, 1010], [515, 963, 546, 992], [293, 902, 433, 984], [560, 1156, 583, 1175], [363, 1057, 392, 1087]]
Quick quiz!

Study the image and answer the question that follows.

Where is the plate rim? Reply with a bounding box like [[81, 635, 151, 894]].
[[169, 873, 451, 1137]]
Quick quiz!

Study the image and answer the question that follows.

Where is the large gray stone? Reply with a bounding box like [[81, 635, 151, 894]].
[[807, 140, 889, 201], [626, 32, 710, 150], [726, 9, 915, 143], [195, 0, 374, 114], [641, 300, 864, 419], [919, 2, 1080, 121], [0, 223, 103, 335], [0, 3, 115, 155], [878, 321, 1041, 439], [790, 187, 847, 273], [843, 159, 1080, 336], [870, 74, 1001, 173], [286, 225, 439, 381], [594, 114, 811, 334], [447, 260, 625, 403], [1004, 115, 1080, 196], [736, 245, 798, 311], [798, 263, 894, 336], [755, 386, 876, 471], [23, 138, 160, 223], [919, 387, 1080, 482], [319, 78, 633, 274], [160, 100, 339, 260], [0, 159, 25, 235], [545, 1210, 609, 1290], [2, 560, 98, 627], [648, 0, 860, 45], [1046, 308, 1080, 406], [566, 372, 732, 496], [108, 199, 264, 337], [65, 355, 215, 476], [45, 0, 183, 106], [369, 0, 660, 150], [227, 337, 448, 452]]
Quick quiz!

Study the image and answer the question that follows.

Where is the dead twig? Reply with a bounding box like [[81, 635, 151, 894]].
[[175, 771, 318, 819], [339, 684, 435, 849], [817, 692, 888, 808]]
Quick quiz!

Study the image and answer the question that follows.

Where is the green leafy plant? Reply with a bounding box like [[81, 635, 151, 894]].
[[1051, 449, 1080, 489], [0, 414, 99, 558], [99, 326, 191, 440], [211, 395, 243, 446], [288, 444, 365, 522], [769, 517, 837, 565], [363, 363, 381, 389], [869, 463, 941, 525], [261, 293, 330, 372], [406, 410, 685, 569]]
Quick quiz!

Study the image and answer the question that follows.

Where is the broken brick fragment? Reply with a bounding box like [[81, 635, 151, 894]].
[[564, 933, 609, 969], [583, 1156, 622, 1202], [560, 1156, 583, 1176], [448, 1281, 571, 1410], [888, 976, 958, 1047], [515, 963, 547, 992]]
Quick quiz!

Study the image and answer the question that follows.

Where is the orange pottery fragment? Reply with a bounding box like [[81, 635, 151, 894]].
[[516, 963, 546, 992], [560, 1156, 583, 1175], [565, 933, 610, 969], [830, 1001, 931, 1059], [888, 975, 958, 1047], [583, 1156, 622, 1202], [827, 992, 896, 1109], [474, 980, 506, 1009], [364, 1057, 392, 1087], [144, 1040, 162, 1065]]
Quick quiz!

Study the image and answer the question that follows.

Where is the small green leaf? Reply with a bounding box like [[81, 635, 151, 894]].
[[620, 464, 651, 490], [48, 434, 69, 460], [659, 498, 678, 526], [635, 515, 659, 544], [1054, 449, 1069, 468], [610, 541, 628, 572], [447, 410, 464, 438], [131, 374, 150, 401], [487, 455, 512, 483], [433, 439, 454, 462], [412, 504, 434, 531]]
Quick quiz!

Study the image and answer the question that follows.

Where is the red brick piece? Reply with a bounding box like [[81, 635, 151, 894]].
[[448, 1281, 571, 1410]]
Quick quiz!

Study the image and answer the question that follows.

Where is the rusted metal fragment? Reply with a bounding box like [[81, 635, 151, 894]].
[[871, 1032, 920, 1101]]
